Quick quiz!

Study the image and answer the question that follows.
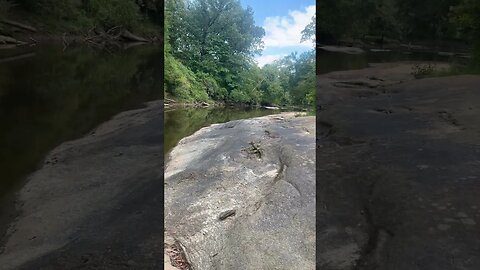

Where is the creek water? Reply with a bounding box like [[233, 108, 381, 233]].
[[0, 45, 453, 206], [164, 107, 281, 156], [317, 48, 452, 74], [0, 44, 282, 207], [0, 44, 163, 201]]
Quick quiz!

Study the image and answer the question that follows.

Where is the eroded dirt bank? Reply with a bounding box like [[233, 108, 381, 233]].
[[164, 113, 316, 269], [0, 101, 164, 269], [317, 63, 480, 269]]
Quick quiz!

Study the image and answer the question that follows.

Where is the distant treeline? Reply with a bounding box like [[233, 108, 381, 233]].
[[318, 0, 480, 47], [165, 0, 315, 107], [0, 0, 162, 34]]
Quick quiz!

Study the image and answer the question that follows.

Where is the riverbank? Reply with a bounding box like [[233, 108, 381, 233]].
[[164, 96, 306, 112], [165, 112, 315, 269], [319, 36, 471, 53], [0, 100, 164, 269], [317, 62, 480, 269], [0, 26, 159, 51], [0, 9, 161, 49], [318, 44, 472, 60], [163, 106, 284, 156]]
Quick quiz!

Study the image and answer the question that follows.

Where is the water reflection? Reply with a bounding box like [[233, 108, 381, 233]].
[[164, 107, 280, 155], [0, 45, 163, 198], [317, 49, 451, 75]]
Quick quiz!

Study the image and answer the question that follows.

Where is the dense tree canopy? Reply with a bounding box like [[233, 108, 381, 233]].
[[450, 0, 480, 45], [317, 0, 478, 44], [165, 0, 315, 108], [1, 0, 162, 33]]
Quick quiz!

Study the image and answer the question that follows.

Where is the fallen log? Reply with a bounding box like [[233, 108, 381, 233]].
[[120, 30, 149, 43], [0, 35, 26, 45], [1, 19, 37, 32]]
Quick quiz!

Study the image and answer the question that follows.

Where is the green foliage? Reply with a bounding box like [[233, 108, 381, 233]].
[[411, 63, 437, 78], [451, 0, 480, 57], [245, 70, 264, 103], [17, 0, 86, 31], [317, 0, 466, 43], [368, 0, 402, 40], [301, 15, 316, 43], [196, 72, 228, 100], [165, 0, 315, 108], [258, 50, 315, 108], [317, 0, 480, 72], [164, 54, 209, 101], [167, 0, 264, 93], [448, 0, 480, 69], [229, 88, 251, 104], [11, 0, 159, 33], [0, 0, 14, 20], [259, 64, 286, 105], [83, 0, 141, 30], [317, 0, 348, 42]]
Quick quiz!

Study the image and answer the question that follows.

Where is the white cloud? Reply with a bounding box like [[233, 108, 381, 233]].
[[255, 54, 286, 67], [262, 5, 315, 49]]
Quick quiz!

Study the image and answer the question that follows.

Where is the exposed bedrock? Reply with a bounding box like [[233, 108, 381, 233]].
[[0, 101, 164, 270], [164, 113, 316, 270], [317, 63, 480, 269]]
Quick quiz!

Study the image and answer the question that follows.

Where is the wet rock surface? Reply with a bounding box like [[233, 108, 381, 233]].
[[0, 101, 164, 269], [164, 113, 315, 270], [317, 63, 480, 269]]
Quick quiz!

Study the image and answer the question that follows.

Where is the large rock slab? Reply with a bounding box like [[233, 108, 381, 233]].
[[317, 63, 480, 269], [0, 101, 164, 269], [164, 113, 316, 269]]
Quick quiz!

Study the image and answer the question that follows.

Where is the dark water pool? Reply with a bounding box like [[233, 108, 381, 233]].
[[317, 49, 453, 75], [0, 45, 163, 200], [164, 107, 281, 156]]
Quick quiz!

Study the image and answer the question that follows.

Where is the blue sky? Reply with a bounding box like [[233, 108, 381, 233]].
[[240, 0, 316, 67]]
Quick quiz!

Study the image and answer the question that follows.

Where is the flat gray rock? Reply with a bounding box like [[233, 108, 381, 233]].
[[0, 101, 164, 270], [165, 113, 315, 270], [318, 63, 480, 270]]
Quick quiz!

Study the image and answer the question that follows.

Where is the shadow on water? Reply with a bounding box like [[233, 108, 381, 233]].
[[164, 107, 281, 156], [0, 45, 163, 201]]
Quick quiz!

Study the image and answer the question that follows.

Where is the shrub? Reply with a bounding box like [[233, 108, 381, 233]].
[[35, 0, 82, 21], [196, 72, 228, 101], [411, 63, 436, 78], [83, 0, 141, 31], [0, 0, 14, 20], [229, 88, 250, 104], [165, 54, 209, 101]]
